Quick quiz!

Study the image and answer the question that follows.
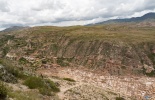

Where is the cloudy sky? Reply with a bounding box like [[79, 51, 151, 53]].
[[0, 0, 155, 29]]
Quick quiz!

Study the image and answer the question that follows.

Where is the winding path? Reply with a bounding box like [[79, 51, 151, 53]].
[[57, 82, 84, 99]]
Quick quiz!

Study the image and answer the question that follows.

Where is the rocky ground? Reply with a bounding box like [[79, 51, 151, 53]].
[[36, 67, 155, 100], [1, 60, 155, 100]]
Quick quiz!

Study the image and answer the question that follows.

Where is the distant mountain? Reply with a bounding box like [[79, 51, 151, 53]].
[[2, 26, 29, 32], [89, 12, 155, 25]]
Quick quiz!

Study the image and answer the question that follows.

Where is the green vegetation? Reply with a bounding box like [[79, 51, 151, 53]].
[[19, 57, 28, 64], [6, 79, 60, 100], [148, 53, 155, 65], [45, 79, 60, 92], [0, 82, 7, 99], [0, 59, 28, 80], [8, 90, 43, 100], [121, 66, 126, 69], [24, 76, 60, 95], [145, 70, 155, 77], [0, 35, 14, 47], [23, 76, 45, 89], [4, 35, 15, 40], [51, 43, 59, 52], [11, 25, 155, 44], [115, 97, 125, 100], [56, 57, 73, 67], [63, 25, 155, 43], [57, 57, 70, 66], [2, 46, 9, 56], [14, 38, 27, 47], [38, 88, 52, 96], [63, 78, 76, 82]]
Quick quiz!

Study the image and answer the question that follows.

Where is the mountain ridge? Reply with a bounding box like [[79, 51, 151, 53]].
[[89, 12, 155, 25], [1, 26, 29, 32]]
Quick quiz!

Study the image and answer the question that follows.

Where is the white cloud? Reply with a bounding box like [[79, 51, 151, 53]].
[[0, 1, 9, 12], [0, 0, 155, 28]]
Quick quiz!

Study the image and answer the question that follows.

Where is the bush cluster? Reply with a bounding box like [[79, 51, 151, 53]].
[[0, 82, 7, 99], [0, 59, 28, 80], [63, 78, 76, 82], [115, 97, 125, 100], [24, 76, 60, 96]]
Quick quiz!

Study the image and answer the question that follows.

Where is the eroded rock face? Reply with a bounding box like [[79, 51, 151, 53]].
[[0, 65, 17, 83], [54, 40, 155, 75], [0, 28, 155, 76]]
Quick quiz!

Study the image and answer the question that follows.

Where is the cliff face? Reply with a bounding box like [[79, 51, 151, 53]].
[[0, 25, 155, 76], [57, 39, 155, 75]]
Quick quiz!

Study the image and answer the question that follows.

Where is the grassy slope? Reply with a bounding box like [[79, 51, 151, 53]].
[[19, 24, 155, 43]]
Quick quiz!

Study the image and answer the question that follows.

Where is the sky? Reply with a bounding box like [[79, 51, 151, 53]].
[[0, 0, 155, 29]]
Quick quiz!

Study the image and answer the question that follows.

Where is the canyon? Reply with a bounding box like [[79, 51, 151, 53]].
[[0, 24, 155, 99]]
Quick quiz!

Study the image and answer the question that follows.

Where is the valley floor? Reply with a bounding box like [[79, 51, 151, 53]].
[[36, 67, 155, 100]]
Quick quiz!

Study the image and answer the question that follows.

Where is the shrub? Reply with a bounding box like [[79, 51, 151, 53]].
[[0, 59, 28, 80], [45, 79, 60, 92], [19, 57, 28, 64], [24, 76, 60, 96], [0, 82, 7, 99], [38, 88, 52, 96], [2, 46, 9, 57], [145, 70, 155, 77], [121, 66, 126, 69], [63, 78, 76, 82], [116, 97, 125, 100], [23, 76, 45, 89], [57, 57, 69, 67]]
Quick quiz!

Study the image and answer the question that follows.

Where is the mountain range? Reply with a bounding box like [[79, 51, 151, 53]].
[[2, 13, 155, 32], [2, 26, 29, 32], [89, 12, 155, 25]]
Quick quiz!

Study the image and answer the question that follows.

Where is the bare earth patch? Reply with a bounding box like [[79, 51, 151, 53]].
[[36, 67, 155, 100]]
